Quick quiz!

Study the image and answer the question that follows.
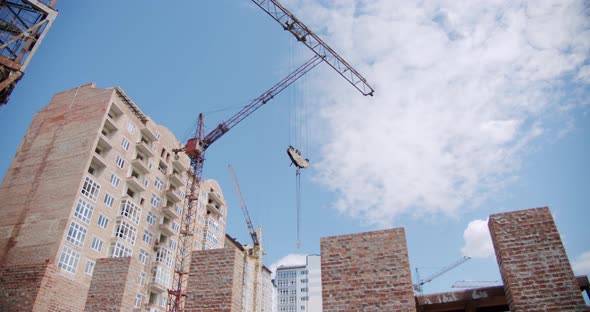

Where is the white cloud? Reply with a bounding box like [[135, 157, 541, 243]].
[[461, 218, 494, 259], [283, 0, 590, 226], [572, 251, 590, 275], [269, 254, 307, 279]]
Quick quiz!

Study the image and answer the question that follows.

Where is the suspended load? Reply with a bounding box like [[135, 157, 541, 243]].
[[287, 145, 310, 169]]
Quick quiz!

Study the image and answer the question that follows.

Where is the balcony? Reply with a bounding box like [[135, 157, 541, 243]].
[[159, 222, 176, 236], [172, 156, 189, 172], [149, 280, 168, 293], [162, 205, 181, 219], [126, 175, 146, 193], [168, 171, 185, 188], [208, 189, 224, 206], [141, 126, 158, 142], [166, 189, 182, 203], [136, 141, 155, 158], [206, 202, 222, 216], [97, 134, 113, 152], [132, 158, 150, 174]]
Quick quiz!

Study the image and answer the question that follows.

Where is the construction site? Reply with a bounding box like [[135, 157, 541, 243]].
[[0, 1, 589, 311]]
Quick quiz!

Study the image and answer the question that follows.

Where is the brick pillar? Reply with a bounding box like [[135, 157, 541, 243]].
[[185, 247, 244, 312], [84, 257, 142, 312], [321, 228, 416, 312], [488, 207, 587, 311]]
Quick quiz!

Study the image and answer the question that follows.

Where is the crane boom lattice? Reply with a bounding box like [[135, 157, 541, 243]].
[[228, 164, 259, 247], [251, 0, 375, 96]]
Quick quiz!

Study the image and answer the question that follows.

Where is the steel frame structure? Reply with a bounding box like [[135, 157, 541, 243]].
[[0, 0, 57, 105], [167, 1, 374, 310]]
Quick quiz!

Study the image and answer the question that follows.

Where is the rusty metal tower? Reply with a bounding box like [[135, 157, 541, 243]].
[[0, 0, 57, 106]]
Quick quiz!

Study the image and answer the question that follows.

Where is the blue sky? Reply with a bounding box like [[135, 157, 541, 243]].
[[0, 0, 589, 295]]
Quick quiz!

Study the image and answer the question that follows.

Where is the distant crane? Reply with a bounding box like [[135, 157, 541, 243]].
[[168, 0, 373, 310], [414, 256, 471, 294], [228, 164, 263, 312], [452, 280, 501, 289]]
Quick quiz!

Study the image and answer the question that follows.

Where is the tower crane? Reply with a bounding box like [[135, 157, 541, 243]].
[[168, 1, 374, 310], [413, 256, 471, 294], [228, 164, 263, 312]]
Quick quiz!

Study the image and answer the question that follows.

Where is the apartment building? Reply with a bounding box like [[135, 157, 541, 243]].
[[0, 83, 228, 311], [275, 255, 322, 312]]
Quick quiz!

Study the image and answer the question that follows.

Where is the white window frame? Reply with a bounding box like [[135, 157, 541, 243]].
[[66, 221, 87, 247], [114, 220, 137, 245], [81, 176, 100, 202], [154, 177, 164, 191], [121, 137, 130, 151], [103, 193, 115, 208], [115, 155, 126, 169], [85, 259, 96, 275], [58, 245, 80, 273], [111, 241, 132, 258], [127, 120, 136, 134], [97, 214, 110, 229], [150, 193, 161, 209], [110, 173, 121, 188], [120, 199, 142, 224], [147, 211, 156, 226], [139, 249, 149, 265], [142, 230, 153, 245], [73, 198, 94, 224], [91, 236, 104, 252]]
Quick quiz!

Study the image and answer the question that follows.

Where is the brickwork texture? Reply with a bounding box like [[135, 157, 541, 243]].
[[185, 247, 244, 312], [489, 207, 587, 311], [0, 261, 87, 311], [321, 228, 416, 312], [84, 256, 141, 312]]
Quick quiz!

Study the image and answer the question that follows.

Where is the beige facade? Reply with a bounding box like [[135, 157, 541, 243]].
[[0, 83, 228, 311]]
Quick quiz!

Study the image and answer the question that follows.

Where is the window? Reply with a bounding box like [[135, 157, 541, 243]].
[[103, 193, 114, 208], [139, 272, 146, 286], [85, 260, 95, 275], [66, 221, 87, 247], [155, 132, 161, 140], [115, 155, 125, 169], [139, 249, 149, 265], [114, 220, 137, 245], [154, 177, 164, 191], [143, 178, 149, 188], [150, 194, 161, 208], [171, 222, 180, 233], [110, 173, 121, 188], [96, 214, 109, 229], [58, 246, 80, 273], [175, 205, 183, 216], [120, 199, 142, 224], [147, 211, 156, 226], [142, 230, 153, 245], [121, 137, 130, 150], [111, 241, 132, 257], [81, 176, 100, 202], [127, 120, 136, 134], [301, 279, 308, 283], [169, 239, 177, 251], [73, 198, 94, 224], [179, 190, 185, 200], [91, 236, 103, 252], [155, 247, 174, 268]]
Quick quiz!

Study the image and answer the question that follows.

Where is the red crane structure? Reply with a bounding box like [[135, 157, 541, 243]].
[[167, 1, 374, 311]]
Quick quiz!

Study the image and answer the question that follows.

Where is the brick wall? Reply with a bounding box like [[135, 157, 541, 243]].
[[0, 83, 113, 266], [185, 247, 244, 312], [321, 228, 416, 312], [84, 257, 141, 312], [488, 207, 587, 311], [0, 261, 87, 311]]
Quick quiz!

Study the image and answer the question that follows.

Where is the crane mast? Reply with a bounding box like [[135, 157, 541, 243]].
[[168, 0, 374, 310]]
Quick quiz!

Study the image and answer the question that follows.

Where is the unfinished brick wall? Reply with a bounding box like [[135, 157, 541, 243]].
[[84, 257, 141, 312], [185, 247, 244, 312], [489, 207, 587, 311], [321, 228, 416, 312], [0, 83, 114, 266], [0, 261, 87, 311]]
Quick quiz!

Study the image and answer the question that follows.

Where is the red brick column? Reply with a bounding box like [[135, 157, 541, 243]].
[[84, 257, 141, 312], [321, 228, 416, 312], [488, 207, 587, 311], [185, 247, 244, 312]]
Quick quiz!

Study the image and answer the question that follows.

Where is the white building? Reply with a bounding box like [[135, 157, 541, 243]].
[[275, 255, 322, 312]]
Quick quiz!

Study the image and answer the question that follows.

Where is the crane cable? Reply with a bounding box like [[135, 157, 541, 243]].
[[296, 167, 301, 249]]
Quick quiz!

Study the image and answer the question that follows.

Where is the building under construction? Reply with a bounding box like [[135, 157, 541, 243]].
[[0, 0, 57, 105]]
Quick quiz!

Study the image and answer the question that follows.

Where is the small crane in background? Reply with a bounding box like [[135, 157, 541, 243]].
[[228, 164, 264, 312], [414, 256, 471, 294]]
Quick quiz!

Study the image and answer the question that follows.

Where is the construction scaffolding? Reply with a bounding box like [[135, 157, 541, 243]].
[[0, 0, 57, 105]]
